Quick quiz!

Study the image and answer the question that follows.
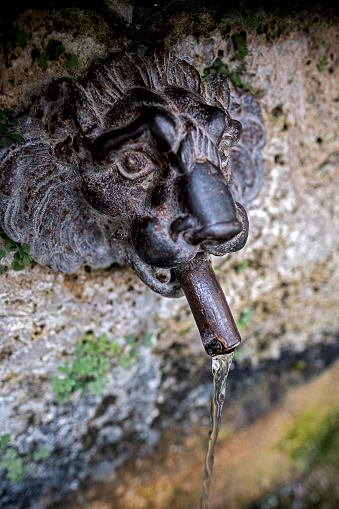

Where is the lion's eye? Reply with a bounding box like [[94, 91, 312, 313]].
[[125, 151, 149, 171], [117, 150, 158, 180]]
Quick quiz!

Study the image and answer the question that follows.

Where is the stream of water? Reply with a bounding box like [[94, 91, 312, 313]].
[[200, 351, 234, 509]]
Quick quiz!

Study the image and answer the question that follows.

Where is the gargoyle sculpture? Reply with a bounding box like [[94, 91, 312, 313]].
[[0, 45, 265, 355]]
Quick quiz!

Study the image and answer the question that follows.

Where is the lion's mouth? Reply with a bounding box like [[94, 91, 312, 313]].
[[126, 201, 249, 295], [116, 203, 247, 356]]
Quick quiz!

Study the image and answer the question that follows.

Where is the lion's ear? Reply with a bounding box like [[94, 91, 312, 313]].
[[204, 73, 231, 111]]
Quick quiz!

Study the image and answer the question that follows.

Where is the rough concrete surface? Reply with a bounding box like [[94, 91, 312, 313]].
[[0, 2, 338, 508]]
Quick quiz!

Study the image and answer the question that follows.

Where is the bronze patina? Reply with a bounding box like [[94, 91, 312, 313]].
[[0, 45, 265, 355]]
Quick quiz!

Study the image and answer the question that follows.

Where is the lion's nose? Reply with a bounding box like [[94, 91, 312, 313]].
[[182, 160, 242, 245]]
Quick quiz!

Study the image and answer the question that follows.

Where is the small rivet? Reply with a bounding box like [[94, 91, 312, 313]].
[[155, 269, 170, 283]]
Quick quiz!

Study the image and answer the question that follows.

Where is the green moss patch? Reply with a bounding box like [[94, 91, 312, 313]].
[[279, 409, 339, 471]]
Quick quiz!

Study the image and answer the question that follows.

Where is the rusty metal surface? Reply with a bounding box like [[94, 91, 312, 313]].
[[174, 252, 241, 354], [0, 45, 265, 354]]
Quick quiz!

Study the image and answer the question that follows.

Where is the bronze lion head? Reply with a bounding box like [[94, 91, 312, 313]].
[[0, 45, 264, 299]]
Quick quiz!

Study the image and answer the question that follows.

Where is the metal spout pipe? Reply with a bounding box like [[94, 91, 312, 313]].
[[174, 252, 241, 356]]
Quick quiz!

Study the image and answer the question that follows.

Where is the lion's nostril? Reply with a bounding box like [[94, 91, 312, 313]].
[[170, 216, 196, 237], [187, 219, 242, 246]]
